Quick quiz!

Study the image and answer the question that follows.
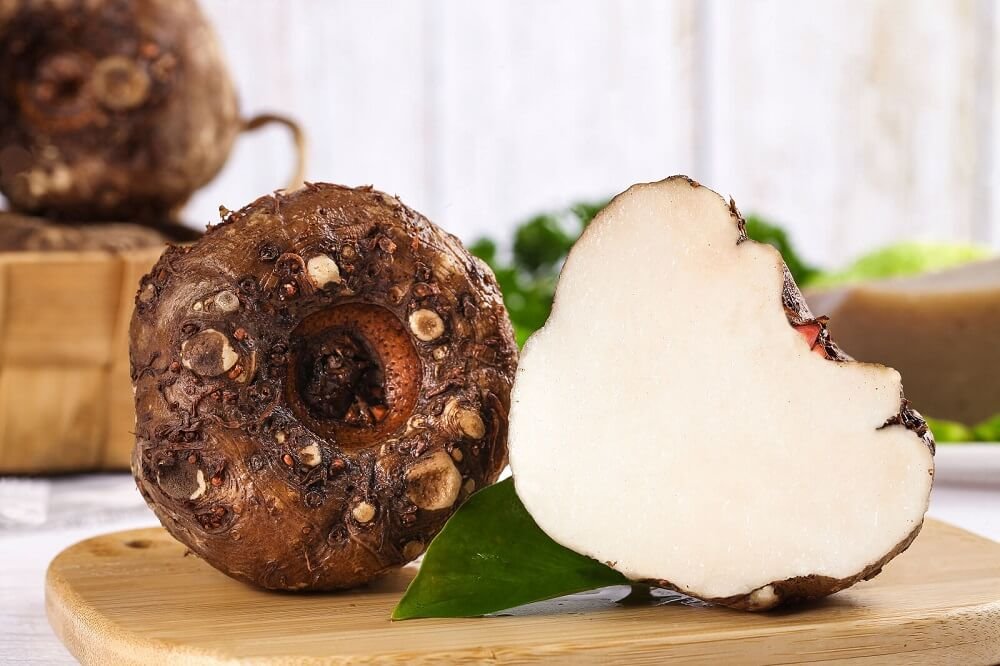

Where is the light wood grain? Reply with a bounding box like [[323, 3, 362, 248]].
[[189, 0, 700, 243], [702, 0, 987, 265], [45, 519, 1000, 664], [191, 0, 436, 226], [430, 0, 699, 240], [0, 249, 163, 474]]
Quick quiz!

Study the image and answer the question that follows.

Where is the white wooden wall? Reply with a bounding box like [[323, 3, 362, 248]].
[[188, 0, 997, 267]]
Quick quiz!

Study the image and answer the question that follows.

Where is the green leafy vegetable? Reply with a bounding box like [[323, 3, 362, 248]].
[[918, 415, 1000, 443], [926, 414, 1000, 443], [392, 478, 627, 620], [806, 241, 990, 289], [471, 201, 606, 347], [512, 214, 577, 274], [744, 215, 819, 285], [972, 415, 1000, 442]]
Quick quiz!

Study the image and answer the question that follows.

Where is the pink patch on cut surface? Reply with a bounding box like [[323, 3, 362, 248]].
[[793, 322, 828, 358]]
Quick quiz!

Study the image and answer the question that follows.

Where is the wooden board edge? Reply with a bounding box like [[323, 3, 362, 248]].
[[45, 557, 229, 666], [44, 523, 1000, 665]]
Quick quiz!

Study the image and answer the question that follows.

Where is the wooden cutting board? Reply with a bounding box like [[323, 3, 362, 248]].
[[46, 519, 1000, 665]]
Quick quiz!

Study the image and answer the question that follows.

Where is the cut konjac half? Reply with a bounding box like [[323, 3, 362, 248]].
[[508, 176, 935, 610]]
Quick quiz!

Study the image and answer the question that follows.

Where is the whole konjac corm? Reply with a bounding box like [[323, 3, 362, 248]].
[[130, 184, 517, 590], [0, 0, 239, 221]]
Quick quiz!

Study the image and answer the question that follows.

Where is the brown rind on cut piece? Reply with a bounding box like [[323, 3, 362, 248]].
[[647, 524, 925, 611], [642, 176, 935, 611], [130, 183, 517, 590], [0, 0, 239, 221], [708, 526, 924, 611]]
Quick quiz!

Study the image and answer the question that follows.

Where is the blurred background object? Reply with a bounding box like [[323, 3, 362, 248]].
[[176, 0, 997, 267], [0, 0, 240, 222], [0, 0, 302, 473]]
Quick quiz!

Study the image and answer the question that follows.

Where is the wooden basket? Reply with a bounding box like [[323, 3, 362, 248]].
[[0, 247, 163, 474]]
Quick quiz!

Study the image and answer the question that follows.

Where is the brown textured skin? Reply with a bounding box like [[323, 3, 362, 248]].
[[639, 176, 935, 611], [0, 210, 200, 251], [130, 183, 518, 590], [0, 0, 239, 222]]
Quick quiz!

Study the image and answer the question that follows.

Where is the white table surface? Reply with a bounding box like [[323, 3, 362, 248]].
[[2, 449, 998, 665]]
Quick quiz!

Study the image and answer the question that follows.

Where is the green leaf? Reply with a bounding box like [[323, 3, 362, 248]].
[[392, 478, 627, 620]]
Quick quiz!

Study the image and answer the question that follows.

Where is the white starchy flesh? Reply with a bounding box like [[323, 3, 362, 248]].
[[508, 178, 934, 605]]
